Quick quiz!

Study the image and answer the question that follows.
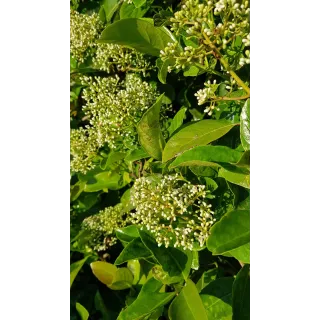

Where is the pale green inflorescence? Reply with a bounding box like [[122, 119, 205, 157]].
[[70, 9, 151, 73], [70, 73, 159, 173], [160, 0, 250, 71], [82, 204, 127, 251], [130, 174, 216, 250]]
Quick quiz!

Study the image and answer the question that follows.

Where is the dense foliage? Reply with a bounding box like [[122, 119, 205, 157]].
[[70, 0, 250, 319]]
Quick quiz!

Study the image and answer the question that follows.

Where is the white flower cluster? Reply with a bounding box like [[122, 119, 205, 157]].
[[92, 43, 152, 74], [195, 80, 218, 115], [82, 204, 126, 251], [70, 10, 151, 73], [70, 74, 159, 173], [130, 174, 216, 250], [161, 0, 250, 71], [70, 10, 103, 63]]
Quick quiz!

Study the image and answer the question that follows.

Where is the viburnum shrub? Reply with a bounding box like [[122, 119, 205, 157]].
[[70, 1, 250, 319]]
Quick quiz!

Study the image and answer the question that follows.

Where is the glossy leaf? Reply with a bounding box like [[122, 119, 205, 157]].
[[70, 256, 89, 288], [169, 146, 243, 169], [115, 238, 153, 265], [237, 196, 250, 210], [90, 261, 118, 286], [232, 265, 250, 320], [201, 277, 234, 320], [168, 107, 187, 136], [168, 279, 208, 320], [99, 18, 178, 56], [116, 225, 140, 243], [120, 2, 149, 19], [207, 210, 250, 255], [162, 120, 238, 162], [117, 277, 175, 320], [139, 230, 192, 280], [76, 302, 89, 320], [137, 93, 165, 160], [219, 168, 250, 189], [240, 99, 250, 151], [127, 260, 141, 284]]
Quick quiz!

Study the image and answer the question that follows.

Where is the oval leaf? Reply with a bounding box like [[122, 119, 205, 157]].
[[223, 243, 250, 264], [240, 99, 250, 151], [139, 230, 192, 280], [219, 168, 250, 189], [117, 277, 175, 320], [168, 279, 208, 320], [162, 120, 238, 162], [168, 107, 187, 136], [137, 93, 165, 160], [109, 268, 133, 290], [99, 18, 178, 56], [76, 302, 89, 320], [232, 265, 250, 320], [90, 261, 117, 286], [169, 146, 243, 169], [207, 210, 250, 255], [200, 277, 234, 320]]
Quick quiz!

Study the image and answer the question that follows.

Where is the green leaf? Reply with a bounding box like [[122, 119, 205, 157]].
[[76, 302, 89, 320], [127, 260, 141, 284], [183, 65, 200, 77], [219, 168, 250, 189], [191, 251, 199, 270], [70, 181, 86, 201], [200, 278, 234, 320], [237, 196, 250, 210], [120, 2, 149, 19], [109, 268, 134, 290], [99, 18, 179, 56], [223, 243, 250, 264], [235, 151, 250, 169], [102, 0, 120, 22], [240, 99, 250, 151], [70, 256, 89, 288], [133, 0, 146, 7], [84, 171, 121, 192], [196, 269, 220, 292], [207, 210, 250, 255], [106, 151, 126, 167], [157, 58, 170, 84], [232, 265, 250, 320], [120, 188, 135, 212], [115, 238, 153, 265], [168, 279, 208, 320], [162, 120, 238, 162], [125, 148, 149, 162], [169, 146, 243, 169], [139, 230, 192, 280], [168, 107, 187, 137], [116, 225, 140, 243], [117, 277, 175, 320], [137, 93, 165, 160]]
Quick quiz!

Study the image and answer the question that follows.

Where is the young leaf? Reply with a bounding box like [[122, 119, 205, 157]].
[[99, 18, 179, 56], [162, 120, 238, 162], [232, 265, 250, 320], [168, 279, 208, 320], [76, 302, 89, 320], [137, 93, 165, 160], [117, 278, 175, 320], [219, 168, 250, 189], [240, 99, 250, 151], [139, 230, 192, 280], [115, 238, 153, 265], [84, 171, 121, 192], [109, 268, 134, 290], [168, 107, 187, 137], [70, 256, 89, 288], [169, 146, 243, 169], [200, 277, 234, 320], [90, 261, 118, 286], [127, 260, 141, 284], [207, 210, 250, 255]]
